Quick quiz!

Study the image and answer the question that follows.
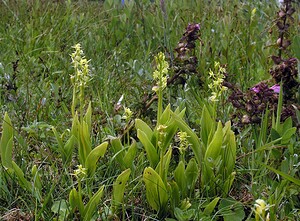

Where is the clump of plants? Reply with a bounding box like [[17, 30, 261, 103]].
[[141, 23, 201, 116], [270, 0, 298, 101], [226, 0, 299, 127]]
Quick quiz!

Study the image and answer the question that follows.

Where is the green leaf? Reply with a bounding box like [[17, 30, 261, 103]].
[[111, 168, 131, 213], [281, 127, 296, 144], [83, 185, 105, 221], [205, 121, 223, 167], [174, 161, 187, 197], [218, 198, 245, 221], [174, 207, 195, 221], [135, 119, 154, 140], [0, 112, 14, 169], [64, 135, 76, 163], [282, 117, 292, 132], [85, 142, 108, 177], [185, 158, 199, 192], [263, 164, 300, 186], [203, 197, 220, 216], [84, 102, 92, 133], [222, 124, 236, 178], [160, 104, 171, 125], [169, 181, 180, 210], [270, 128, 280, 142], [111, 138, 126, 168], [31, 165, 42, 192], [12, 161, 32, 192], [137, 129, 159, 167], [69, 188, 80, 213], [143, 167, 168, 212], [155, 147, 172, 182], [123, 140, 137, 169], [200, 105, 215, 147], [51, 200, 69, 221], [76, 118, 92, 166]]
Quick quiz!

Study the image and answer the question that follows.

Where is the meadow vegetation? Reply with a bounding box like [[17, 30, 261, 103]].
[[0, 0, 299, 220]]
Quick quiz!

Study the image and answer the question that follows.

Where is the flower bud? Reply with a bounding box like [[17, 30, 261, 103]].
[[276, 38, 282, 46]]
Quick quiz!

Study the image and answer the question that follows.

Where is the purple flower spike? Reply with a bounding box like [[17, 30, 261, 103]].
[[270, 84, 280, 93]]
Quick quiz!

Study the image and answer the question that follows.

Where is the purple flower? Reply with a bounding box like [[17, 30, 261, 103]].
[[270, 84, 280, 93], [251, 85, 260, 93], [251, 83, 280, 94], [121, 0, 125, 5]]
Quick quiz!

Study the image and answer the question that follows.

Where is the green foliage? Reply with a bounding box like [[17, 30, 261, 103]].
[[85, 141, 108, 177], [0, 0, 299, 220], [0, 112, 14, 170], [143, 167, 168, 214], [69, 185, 105, 221], [111, 168, 131, 213], [218, 198, 245, 221], [172, 105, 237, 197], [111, 137, 137, 170]]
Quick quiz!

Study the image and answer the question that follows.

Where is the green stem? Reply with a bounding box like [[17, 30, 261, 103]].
[[71, 86, 76, 118], [159, 147, 164, 181], [157, 89, 163, 125], [78, 179, 84, 215], [80, 85, 84, 124]]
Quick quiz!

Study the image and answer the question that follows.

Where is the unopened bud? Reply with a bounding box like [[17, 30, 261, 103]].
[[278, 10, 285, 18], [276, 38, 282, 46]]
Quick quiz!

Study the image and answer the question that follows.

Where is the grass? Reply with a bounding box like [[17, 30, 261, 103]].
[[0, 0, 299, 220]]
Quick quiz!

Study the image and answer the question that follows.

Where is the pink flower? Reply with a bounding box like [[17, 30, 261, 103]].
[[251, 83, 280, 94], [270, 84, 280, 93], [251, 86, 260, 93]]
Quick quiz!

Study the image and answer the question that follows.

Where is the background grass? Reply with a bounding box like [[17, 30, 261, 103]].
[[0, 0, 299, 220]]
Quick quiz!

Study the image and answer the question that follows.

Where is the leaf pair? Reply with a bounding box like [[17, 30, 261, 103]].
[[174, 159, 199, 199], [136, 105, 185, 169], [202, 121, 236, 196], [143, 167, 168, 214], [111, 138, 137, 170], [69, 185, 104, 221]]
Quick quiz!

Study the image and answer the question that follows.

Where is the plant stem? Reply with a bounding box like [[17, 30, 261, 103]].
[[157, 88, 163, 125]]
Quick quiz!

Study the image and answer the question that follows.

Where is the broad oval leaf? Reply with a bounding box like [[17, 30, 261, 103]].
[[174, 161, 186, 197], [135, 119, 154, 139], [143, 167, 168, 212], [1, 112, 14, 169], [85, 142, 108, 177], [83, 185, 105, 221], [111, 168, 131, 213], [137, 129, 159, 167]]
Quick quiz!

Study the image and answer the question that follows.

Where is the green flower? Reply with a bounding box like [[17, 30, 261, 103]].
[[157, 124, 168, 148], [152, 52, 169, 93], [178, 131, 189, 154], [70, 43, 91, 88], [122, 107, 133, 121], [208, 61, 227, 102], [74, 164, 87, 180]]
